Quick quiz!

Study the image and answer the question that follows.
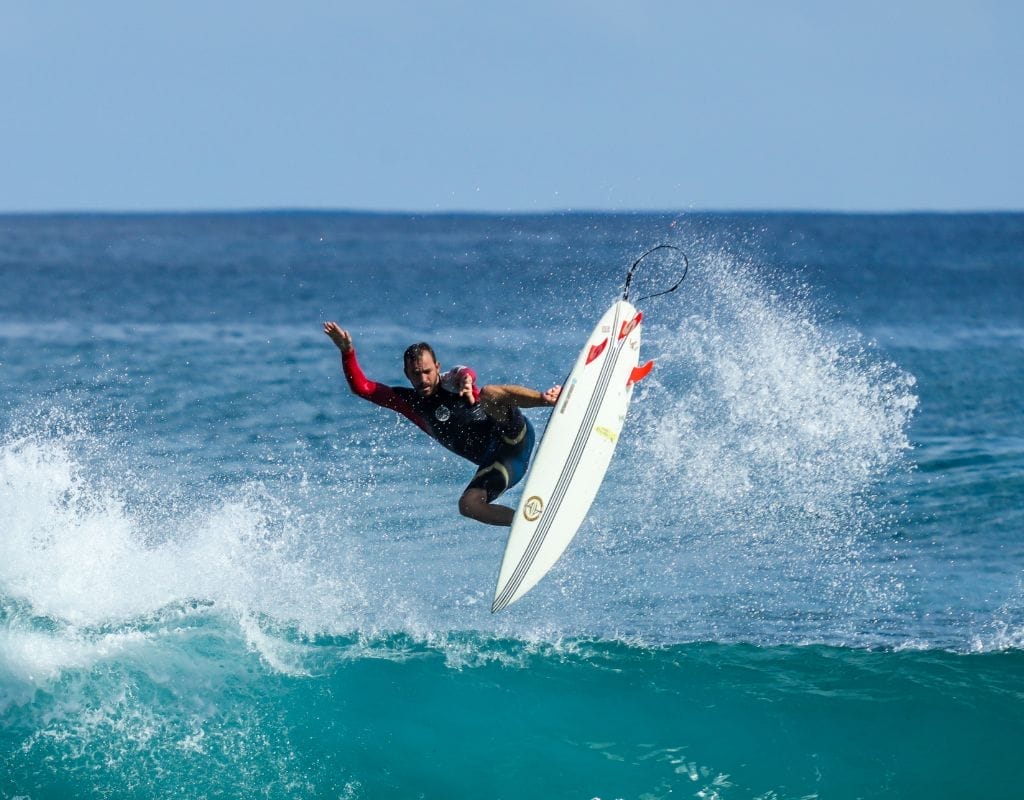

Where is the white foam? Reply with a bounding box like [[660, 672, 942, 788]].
[[0, 430, 367, 681], [0, 626, 149, 697], [614, 242, 920, 642], [1, 436, 180, 624], [635, 246, 917, 526]]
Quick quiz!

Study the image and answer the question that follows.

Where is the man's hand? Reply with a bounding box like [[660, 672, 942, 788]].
[[324, 322, 353, 353], [542, 385, 562, 406], [459, 371, 477, 405]]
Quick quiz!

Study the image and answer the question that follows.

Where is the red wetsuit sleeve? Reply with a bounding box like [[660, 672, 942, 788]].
[[341, 348, 430, 434]]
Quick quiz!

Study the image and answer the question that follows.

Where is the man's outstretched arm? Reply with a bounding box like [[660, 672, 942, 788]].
[[323, 321, 430, 432], [324, 321, 377, 397], [479, 383, 561, 416]]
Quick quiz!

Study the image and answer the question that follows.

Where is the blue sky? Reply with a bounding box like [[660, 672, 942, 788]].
[[2, 1, 1021, 212]]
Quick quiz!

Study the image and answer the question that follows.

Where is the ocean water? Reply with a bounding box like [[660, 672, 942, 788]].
[[1, 211, 1022, 799]]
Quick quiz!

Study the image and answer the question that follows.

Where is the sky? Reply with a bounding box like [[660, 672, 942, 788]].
[[1, 1, 1021, 213]]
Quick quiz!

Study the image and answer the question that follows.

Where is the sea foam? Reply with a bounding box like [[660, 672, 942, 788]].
[[0, 425, 366, 684]]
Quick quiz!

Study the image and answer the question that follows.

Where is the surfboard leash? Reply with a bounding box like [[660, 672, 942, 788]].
[[622, 244, 690, 304]]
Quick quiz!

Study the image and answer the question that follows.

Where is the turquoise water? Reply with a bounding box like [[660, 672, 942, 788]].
[[1, 212, 1022, 798], [4, 625, 1021, 799]]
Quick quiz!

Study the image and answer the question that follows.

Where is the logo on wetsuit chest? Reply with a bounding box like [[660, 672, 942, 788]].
[[434, 405, 451, 422]]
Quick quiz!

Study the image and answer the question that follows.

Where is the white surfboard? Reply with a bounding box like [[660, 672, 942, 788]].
[[492, 299, 652, 612]]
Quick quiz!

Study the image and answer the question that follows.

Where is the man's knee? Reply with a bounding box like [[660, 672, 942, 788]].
[[459, 489, 486, 520]]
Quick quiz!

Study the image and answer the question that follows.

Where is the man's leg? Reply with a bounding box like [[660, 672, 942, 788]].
[[459, 488, 514, 526], [460, 422, 535, 527]]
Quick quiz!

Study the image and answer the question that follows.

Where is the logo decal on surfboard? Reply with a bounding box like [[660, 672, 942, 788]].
[[523, 496, 545, 521]]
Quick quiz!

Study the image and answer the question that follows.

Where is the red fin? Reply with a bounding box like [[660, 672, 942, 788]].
[[619, 312, 643, 340], [585, 337, 608, 365], [628, 360, 654, 386]]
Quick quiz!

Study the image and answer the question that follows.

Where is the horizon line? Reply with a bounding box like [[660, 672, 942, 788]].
[[2, 206, 1022, 218]]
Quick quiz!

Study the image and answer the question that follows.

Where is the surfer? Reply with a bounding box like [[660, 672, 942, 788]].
[[324, 322, 561, 526]]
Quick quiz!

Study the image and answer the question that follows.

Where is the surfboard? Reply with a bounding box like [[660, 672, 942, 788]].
[[492, 299, 652, 612]]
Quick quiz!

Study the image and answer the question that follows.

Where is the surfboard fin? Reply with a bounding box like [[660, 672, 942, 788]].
[[628, 360, 654, 386], [585, 338, 608, 365], [619, 312, 643, 340]]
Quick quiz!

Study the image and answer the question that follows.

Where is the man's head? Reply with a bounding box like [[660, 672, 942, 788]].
[[403, 342, 440, 396]]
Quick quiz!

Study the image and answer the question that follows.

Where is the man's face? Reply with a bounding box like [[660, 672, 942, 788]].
[[404, 353, 440, 396]]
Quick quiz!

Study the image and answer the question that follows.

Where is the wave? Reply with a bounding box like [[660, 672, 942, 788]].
[[3, 612, 1023, 799]]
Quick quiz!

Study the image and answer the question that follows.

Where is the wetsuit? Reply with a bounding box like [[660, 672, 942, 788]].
[[342, 348, 535, 501]]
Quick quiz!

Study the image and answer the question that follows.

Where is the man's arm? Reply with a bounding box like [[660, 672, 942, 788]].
[[479, 383, 561, 418], [323, 321, 431, 433], [324, 321, 379, 399]]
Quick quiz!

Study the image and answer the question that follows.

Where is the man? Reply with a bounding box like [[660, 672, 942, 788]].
[[324, 321, 561, 526]]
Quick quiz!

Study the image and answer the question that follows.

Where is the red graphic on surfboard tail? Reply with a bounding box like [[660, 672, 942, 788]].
[[619, 312, 643, 340], [585, 338, 608, 365], [627, 360, 654, 386]]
